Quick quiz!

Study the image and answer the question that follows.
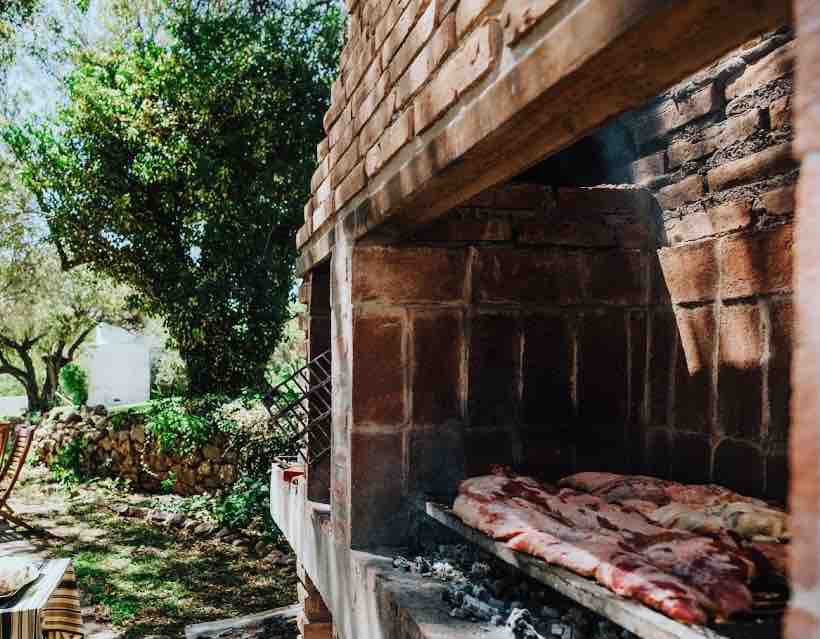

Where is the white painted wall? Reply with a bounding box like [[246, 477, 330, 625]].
[[81, 324, 151, 407], [0, 396, 27, 417]]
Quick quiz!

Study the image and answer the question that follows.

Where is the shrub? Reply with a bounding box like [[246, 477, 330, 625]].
[[59, 363, 88, 406], [51, 435, 88, 484], [212, 474, 272, 531]]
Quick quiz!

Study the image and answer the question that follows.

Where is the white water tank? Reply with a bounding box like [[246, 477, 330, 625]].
[[80, 323, 151, 407]]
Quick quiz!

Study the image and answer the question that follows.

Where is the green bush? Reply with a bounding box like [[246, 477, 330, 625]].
[[212, 474, 272, 531], [51, 435, 88, 484], [59, 363, 89, 406]]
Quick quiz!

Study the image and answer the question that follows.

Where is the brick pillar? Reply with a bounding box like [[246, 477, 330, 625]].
[[298, 569, 332, 639], [788, 2, 820, 637]]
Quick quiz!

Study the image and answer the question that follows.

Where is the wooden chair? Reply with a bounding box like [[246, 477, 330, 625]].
[[0, 424, 38, 531], [0, 421, 11, 476]]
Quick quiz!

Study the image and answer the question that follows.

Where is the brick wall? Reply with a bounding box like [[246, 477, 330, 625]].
[[343, 184, 667, 547], [602, 30, 797, 504]]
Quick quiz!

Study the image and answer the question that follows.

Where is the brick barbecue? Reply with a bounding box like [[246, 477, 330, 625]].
[[268, 3, 820, 639]]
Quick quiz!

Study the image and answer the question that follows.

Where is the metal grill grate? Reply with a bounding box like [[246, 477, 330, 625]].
[[263, 351, 332, 467]]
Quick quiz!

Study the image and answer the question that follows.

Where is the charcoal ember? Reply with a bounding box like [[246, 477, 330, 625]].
[[450, 607, 471, 620], [507, 608, 547, 639], [594, 620, 620, 639], [549, 622, 579, 639], [393, 556, 412, 571], [412, 556, 432, 574], [461, 593, 506, 621], [491, 614, 505, 626], [470, 561, 491, 578], [432, 560, 462, 581], [540, 606, 561, 619]]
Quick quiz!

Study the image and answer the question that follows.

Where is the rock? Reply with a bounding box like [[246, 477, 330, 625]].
[[148, 510, 169, 525], [64, 411, 83, 424], [231, 537, 251, 548], [254, 540, 268, 556], [194, 522, 214, 536], [92, 404, 107, 416], [203, 445, 220, 460], [215, 527, 232, 539], [264, 550, 284, 563], [110, 503, 131, 517], [131, 425, 145, 443], [167, 513, 186, 528]]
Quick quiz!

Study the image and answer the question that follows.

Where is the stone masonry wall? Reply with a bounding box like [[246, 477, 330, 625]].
[[607, 29, 796, 504], [33, 405, 238, 495]]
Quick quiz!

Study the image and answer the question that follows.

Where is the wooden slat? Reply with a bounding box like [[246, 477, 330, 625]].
[[424, 501, 732, 639]]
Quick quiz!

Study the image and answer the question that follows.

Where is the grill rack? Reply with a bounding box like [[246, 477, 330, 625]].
[[262, 351, 332, 468]]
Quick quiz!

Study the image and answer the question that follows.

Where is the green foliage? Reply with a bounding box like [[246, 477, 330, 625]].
[[59, 361, 88, 406], [51, 435, 88, 484], [160, 470, 177, 494], [143, 397, 210, 454], [212, 473, 271, 531], [5, 2, 343, 396]]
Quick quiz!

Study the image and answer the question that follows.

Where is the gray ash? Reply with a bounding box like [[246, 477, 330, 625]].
[[392, 544, 636, 639]]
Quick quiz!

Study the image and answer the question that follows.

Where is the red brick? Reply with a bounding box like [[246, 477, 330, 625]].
[[720, 224, 794, 299], [645, 429, 670, 478], [353, 313, 406, 424], [523, 314, 572, 425], [657, 239, 719, 303], [464, 428, 513, 476], [350, 430, 407, 546], [718, 303, 763, 439], [365, 107, 415, 177], [765, 451, 788, 505], [516, 217, 616, 248], [785, 608, 820, 639], [374, 0, 413, 52], [707, 143, 796, 192], [408, 424, 465, 494], [495, 183, 551, 210], [296, 224, 310, 249], [334, 162, 366, 211], [344, 37, 377, 98], [674, 305, 715, 433], [468, 314, 519, 427], [770, 94, 792, 130], [455, 0, 492, 37], [327, 105, 354, 153], [414, 22, 500, 133], [669, 433, 711, 484], [475, 248, 585, 305], [311, 157, 329, 193], [355, 69, 391, 135], [557, 186, 652, 216], [413, 212, 512, 242], [665, 199, 753, 244], [769, 298, 792, 442], [381, 0, 430, 70], [713, 439, 764, 498], [578, 311, 628, 425], [386, 0, 439, 82], [656, 174, 705, 211], [631, 84, 721, 146], [412, 312, 463, 423], [629, 311, 647, 437], [667, 109, 765, 169], [330, 138, 360, 189], [501, 0, 561, 46], [649, 311, 676, 427], [358, 91, 397, 155], [313, 200, 331, 230], [317, 137, 329, 163], [794, 0, 820, 155], [726, 40, 794, 100], [756, 184, 795, 216], [395, 14, 456, 110], [352, 246, 468, 303], [585, 250, 646, 305], [790, 154, 820, 593], [629, 150, 666, 184]]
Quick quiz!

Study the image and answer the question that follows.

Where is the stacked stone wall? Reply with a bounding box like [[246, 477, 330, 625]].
[[33, 405, 238, 495]]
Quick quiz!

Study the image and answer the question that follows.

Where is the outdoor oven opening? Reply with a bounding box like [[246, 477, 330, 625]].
[[390, 38, 796, 636]]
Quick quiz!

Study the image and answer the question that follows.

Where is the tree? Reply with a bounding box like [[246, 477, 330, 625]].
[[0, 158, 137, 411], [5, 1, 343, 396]]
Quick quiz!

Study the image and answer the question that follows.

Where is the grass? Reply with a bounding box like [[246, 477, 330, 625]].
[[14, 468, 297, 639]]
